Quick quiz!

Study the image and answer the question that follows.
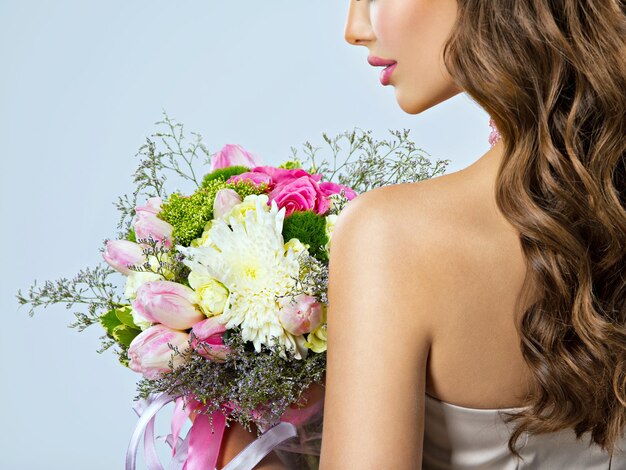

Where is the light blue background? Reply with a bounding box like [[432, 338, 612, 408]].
[[0, 1, 492, 468]]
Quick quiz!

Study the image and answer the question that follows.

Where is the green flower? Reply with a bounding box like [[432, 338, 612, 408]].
[[158, 179, 266, 247], [278, 159, 302, 170]]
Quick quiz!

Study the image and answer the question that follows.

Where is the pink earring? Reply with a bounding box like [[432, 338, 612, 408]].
[[488, 118, 502, 147]]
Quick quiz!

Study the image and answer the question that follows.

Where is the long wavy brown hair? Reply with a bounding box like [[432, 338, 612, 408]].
[[441, 0, 626, 461]]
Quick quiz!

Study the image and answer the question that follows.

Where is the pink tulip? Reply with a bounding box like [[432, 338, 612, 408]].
[[278, 294, 323, 336], [102, 239, 147, 275], [213, 188, 242, 219], [209, 144, 263, 171], [128, 324, 190, 379], [269, 175, 330, 217], [190, 315, 233, 362], [318, 181, 358, 201], [134, 213, 174, 249], [133, 280, 205, 330], [135, 196, 163, 218]]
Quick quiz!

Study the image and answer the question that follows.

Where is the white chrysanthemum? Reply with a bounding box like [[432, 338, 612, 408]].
[[176, 195, 309, 359]]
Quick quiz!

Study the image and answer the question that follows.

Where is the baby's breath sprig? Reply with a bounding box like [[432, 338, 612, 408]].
[[114, 111, 213, 239], [289, 127, 451, 192], [127, 234, 190, 285], [280, 252, 329, 306], [15, 264, 124, 331], [136, 327, 326, 436], [326, 192, 350, 216]]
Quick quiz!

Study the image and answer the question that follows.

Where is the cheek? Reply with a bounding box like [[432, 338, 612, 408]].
[[371, 0, 429, 56], [372, 0, 452, 65]]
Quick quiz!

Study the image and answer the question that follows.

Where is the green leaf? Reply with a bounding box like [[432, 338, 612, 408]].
[[127, 227, 137, 243], [115, 306, 138, 328], [99, 309, 122, 336], [112, 324, 142, 348]]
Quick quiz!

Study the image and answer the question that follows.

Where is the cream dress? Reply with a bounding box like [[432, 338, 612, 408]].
[[422, 393, 625, 469]]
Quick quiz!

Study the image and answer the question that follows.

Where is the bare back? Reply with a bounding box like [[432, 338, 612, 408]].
[[399, 151, 536, 410]]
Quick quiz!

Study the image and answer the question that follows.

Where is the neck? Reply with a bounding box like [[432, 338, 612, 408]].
[[464, 136, 506, 178]]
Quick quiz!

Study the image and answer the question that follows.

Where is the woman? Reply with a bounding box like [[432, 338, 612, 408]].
[[318, 0, 625, 469], [217, 1, 625, 468]]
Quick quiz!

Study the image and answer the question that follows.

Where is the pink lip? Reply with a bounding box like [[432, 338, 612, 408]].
[[367, 55, 397, 67], [379, 63, 397, 85], [367, 55, 398, 85]]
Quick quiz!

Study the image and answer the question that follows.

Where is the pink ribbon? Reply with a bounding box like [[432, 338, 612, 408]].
[[125, 392, 299, 470]]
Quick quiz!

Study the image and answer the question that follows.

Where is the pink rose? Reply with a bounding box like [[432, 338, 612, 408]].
[[133, 280, 205, 330], [102, 239, 147, 275], [250, 166, 311, 186], [209, 144, 263, 171], [269, 175, 330, 216], [128, 324, 190, 379], [225, 171, 272, 187], [318, 181, 358, 200], [190, 315, 233, 362]]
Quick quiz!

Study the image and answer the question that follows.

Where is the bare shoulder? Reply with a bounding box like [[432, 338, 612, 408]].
[[335, 171, 471, 259], [332, 169, 496, 323], [330, 174, 466, 334]]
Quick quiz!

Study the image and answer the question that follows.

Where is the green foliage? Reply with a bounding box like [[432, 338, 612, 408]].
[[201, 165, 251, 186], [99, 306, 142, 348], [98, 306, 142, 366], [126, 227, 137, 242], [115, 306, 138, 328], [112, 325, 141, 349], [282, 211, 329, 264], [100, 308, 124, 333]]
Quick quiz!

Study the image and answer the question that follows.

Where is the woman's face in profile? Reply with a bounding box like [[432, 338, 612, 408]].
[[344, 0, 463, 114]]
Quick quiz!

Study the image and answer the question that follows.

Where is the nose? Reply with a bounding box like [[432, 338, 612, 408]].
[[344, 1, 375, 46]]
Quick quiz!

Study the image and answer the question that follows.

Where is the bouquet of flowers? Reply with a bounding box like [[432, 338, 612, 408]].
[[17, 112, 450, 470]]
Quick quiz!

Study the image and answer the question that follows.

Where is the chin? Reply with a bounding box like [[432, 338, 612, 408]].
[[394, 84, 463, 115], [394, 93, 432, 115]]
